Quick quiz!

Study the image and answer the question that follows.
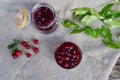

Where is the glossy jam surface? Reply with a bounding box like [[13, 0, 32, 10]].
[[55, 42, 82, 69], [32, 6, 55, 31]]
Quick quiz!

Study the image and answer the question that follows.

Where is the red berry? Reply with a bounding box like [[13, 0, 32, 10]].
[[12, 54, 18, 59], [33, 47, 39, 53], [61, 62, 69, 68], [75, 53, 80, 59], [16, 50, 22, 56], [64, 56, 69, 61], [33, 39, 39, 44], [21, 41, 27, 46], [25, 45, 30, 49], [26, 53, 32, 58]]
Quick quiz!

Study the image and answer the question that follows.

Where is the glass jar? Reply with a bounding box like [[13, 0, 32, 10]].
[[16, 3, 57, 34]]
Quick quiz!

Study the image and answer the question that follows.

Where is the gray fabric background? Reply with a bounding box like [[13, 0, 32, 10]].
[[0, 0, 120, 80]]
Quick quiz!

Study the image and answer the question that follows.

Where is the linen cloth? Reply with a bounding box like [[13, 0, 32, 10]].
[[0, 0, 120, 80]]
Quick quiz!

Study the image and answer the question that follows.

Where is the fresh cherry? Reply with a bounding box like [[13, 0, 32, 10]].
[[55, 42, 82, 69], [33, 39, 39, 44], [26, 53, 32, 58], [64, 56, 69, 61], [16, 50, 22, 56], [25, 44, 30, 49], [12, 53, 18, 59], [33, 47, 39, 53], [61, 62, 69, 68], [21, 41, 27, 46]]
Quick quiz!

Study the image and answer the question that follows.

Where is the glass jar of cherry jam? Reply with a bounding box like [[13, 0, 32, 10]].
[[16, 3, 57, 34], [31, 3, 57, 33]]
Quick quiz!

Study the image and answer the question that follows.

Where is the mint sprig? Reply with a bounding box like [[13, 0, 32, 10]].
[[8, 39, 20, 54], [62, 1, 120, 49]]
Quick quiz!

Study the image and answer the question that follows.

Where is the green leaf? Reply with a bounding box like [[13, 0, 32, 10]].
[[13, 39, 20, 44], [101, 26, 112, 40], [100, 3, 114, 16], [105, 11, 120, 19], [90, 8, 103, 19], [104, 19, 120, 28], [70, 29, 84, 34], [63, 19, 79, 28], [73, 12, 91, 19], [8, 43, 17, 49], [12, 44, 18, 54], [84, 26, 98, 38], [119, 35, 120, 39], [95, 26, 112, 40], [115, 0, 120, 3], [95, 28, 103, 36], [72, 7, 90, 12], [72, 7, 91, 19], [81, 15, 97, 25], [103, 39, 120, 49]]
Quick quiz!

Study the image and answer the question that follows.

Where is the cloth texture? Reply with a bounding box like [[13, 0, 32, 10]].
[[0, 0, 120, 80]]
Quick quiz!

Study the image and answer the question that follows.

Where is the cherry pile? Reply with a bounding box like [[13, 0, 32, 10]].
[[8, 39, 40, 59], [55, 42, 82, 69]]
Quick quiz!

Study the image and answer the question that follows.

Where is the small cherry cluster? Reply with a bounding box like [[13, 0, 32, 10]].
[[8, 39, 40, 59]]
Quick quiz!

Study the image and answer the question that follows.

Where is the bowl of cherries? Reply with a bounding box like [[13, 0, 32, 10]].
[[55, 42, 82, 69]]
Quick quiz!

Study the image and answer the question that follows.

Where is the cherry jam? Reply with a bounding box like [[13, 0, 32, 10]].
[[55, 42, 82, 69], [31, 3, 56, 33]]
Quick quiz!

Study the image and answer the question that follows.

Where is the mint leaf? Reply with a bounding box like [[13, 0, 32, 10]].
[[101, 26, 112, 40], [70, 29, 84, 34], [103, 39, 120, 49], [84, 26, 98, 38], [81, 15, 97, 25], [115, 0, 120, 3], [72, 7, 90, 12], [8, 43, 17, 49], [105, 11, 120, 19], [95, 26, 112, 40], [12, 44, 18, 54], [63, 19, 79, 28], [90, 8, 103, 19], [119, 35, 120, 39], [72, 7, 91, 19], [104, 19, 120, 28], [100, 3, 114, 16], [13, 39, 20, 44], [95, 28, 103, 36]]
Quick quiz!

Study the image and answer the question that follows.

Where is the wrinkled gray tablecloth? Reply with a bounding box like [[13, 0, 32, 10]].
[[0, 0, 120, 80]]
